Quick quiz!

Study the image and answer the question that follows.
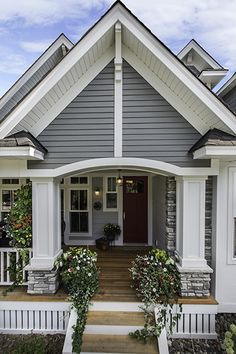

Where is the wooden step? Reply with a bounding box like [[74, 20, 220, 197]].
[[97, 287, 135, 296], [87, 311, 145, 326], [93, 294, 139, 302], [81, 334, 159, 353]]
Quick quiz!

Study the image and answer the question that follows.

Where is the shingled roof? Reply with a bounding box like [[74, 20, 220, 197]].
[[0, 131, 47, 154], [189, 128, 236, 153]]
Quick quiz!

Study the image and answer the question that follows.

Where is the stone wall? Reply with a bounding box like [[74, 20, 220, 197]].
[[205, 177, 213, 266], [166, 177, 176, 254], [27, 268, 59, 294], [177, 266, 213, 297]]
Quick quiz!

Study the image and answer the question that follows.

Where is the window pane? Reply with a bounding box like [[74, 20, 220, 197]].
[[71, 190, 79, 210], [70, 212, 88, 232], [79, 177, 88, 184], [71, 177, 79, 184], [2, 190, 11, 210], [107, 177, 116, 192], [2, 179, 19, 184], [106, 193, 117, 209], [79, 190, 88, 210], [125, 180, 144, 194]]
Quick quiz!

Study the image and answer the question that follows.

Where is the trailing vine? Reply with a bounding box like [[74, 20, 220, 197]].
[[55, 248, 99, 353], [129, 248, 182, 342], [4, 182, 32, 293]]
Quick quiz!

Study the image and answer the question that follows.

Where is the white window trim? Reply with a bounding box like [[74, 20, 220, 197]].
[[227, 167, 236, 264], [103, 176, 118, 212], [63, 176, 92, 238], [0, 178, 26, 220]]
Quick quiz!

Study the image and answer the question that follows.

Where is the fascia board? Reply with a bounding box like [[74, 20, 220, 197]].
[[0, 11, 118, 139], [178, 40, 222, 70], [193, 146, 236, 159], [117, 9, 236, 133], [0, 146, 44, 160]]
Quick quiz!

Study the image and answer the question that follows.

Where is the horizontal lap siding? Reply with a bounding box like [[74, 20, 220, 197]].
[[122, 61, 209, 167], [0, 47, 64, 123], [29, 62, 114, 169]]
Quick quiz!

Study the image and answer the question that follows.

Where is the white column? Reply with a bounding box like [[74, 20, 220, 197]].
[[176, 176, 208, 269], [114, 21, 122, 157], [28, 177, 62, 269]]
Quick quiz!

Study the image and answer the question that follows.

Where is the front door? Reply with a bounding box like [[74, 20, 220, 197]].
[[123, 176, 148, 243]]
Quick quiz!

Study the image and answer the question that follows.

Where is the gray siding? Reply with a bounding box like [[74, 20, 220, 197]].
[[29, 62, 114, 169], [0, 47, 64, 123], [222, 86, 236, 113], [122, 61, 209, 167]]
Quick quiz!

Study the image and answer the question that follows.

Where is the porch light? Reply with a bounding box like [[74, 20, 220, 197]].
[[94, 187, 100, 196], [117, 170, 123, 185]]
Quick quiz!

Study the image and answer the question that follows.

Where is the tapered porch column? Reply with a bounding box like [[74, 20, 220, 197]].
[[175, 176, 212, 296], [26, 178, 62, 294]]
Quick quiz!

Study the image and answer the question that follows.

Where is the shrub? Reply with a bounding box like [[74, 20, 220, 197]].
[[222, 324, 236, 354], [129, 248, 181, 342]]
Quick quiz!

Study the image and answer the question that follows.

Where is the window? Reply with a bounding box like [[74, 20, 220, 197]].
[[70, 176, 88, 185], [104, 177, 117, 210], [1, 189, 17, 221], [69, 189, 89, 233], [2, 179, 19, 185]]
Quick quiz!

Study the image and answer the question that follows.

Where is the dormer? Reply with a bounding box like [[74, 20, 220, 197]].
[[178, 39, 228, 89]]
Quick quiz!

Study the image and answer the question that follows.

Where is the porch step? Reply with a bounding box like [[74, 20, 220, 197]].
[[87, 311, 145, 326], [81, 334, 159, 354]]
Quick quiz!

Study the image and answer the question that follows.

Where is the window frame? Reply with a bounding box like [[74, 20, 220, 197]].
[[103, 176, 118, 212]]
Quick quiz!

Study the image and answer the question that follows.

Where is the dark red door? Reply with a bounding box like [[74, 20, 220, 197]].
[[123, 176, 148, 243]]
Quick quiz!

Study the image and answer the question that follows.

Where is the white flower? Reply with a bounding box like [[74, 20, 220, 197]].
[[88, 273, 92, 277], [76, 266, 80, 270], [163, 268, 167, 272], [153, 288, 157, 292]]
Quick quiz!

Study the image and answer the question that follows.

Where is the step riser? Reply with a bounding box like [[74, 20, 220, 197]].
[[90, 301, 143, 312], [85, 325, 143, 335]]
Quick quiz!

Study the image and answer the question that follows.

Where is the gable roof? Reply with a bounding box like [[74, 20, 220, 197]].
[[0, 34, 73, 124], [0, 131, 47, 153], [217, 72, 236, 97], [178, 39, 224, 70], [0, 0, 236, 139]]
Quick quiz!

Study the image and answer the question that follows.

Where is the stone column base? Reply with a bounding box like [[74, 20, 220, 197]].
[[177, 264, 213, 297], [27, 267, 59, 295]]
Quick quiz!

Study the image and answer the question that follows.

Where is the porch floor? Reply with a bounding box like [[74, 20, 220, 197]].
[[0, 246, 217, 305]]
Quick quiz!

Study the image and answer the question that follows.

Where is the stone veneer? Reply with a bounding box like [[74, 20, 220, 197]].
[[166, 176, 213, 297], [177, 266, 213, 297], [27, 268, 59, 294], [166, 177, 176, 255]]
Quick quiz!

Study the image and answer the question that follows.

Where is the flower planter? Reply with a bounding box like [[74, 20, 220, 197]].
[[96, 237, 109, 251]]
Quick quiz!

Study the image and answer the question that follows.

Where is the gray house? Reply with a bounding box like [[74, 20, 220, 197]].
[[0, 1, 236, 315]]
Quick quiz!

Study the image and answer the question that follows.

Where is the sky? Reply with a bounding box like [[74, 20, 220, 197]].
[[0, 0, 236, 97]]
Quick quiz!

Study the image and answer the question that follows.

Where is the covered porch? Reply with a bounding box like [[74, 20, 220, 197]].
[[0, 158, 217, 298]]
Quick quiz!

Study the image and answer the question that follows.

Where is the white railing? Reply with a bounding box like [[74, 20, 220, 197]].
[[155, 303, 218, 340], [0, 248, 33, 285], [0, 301, 70, 334]]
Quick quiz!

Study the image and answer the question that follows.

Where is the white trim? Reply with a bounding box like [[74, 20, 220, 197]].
[[103, 175, 118, 212], [177, 39, 223, 70], [218, 303, 236, 312], [227, 167, 236, 264], [0, 34, 73, 112], [114, 21, 123, 157], [0, 147, 44, 160], [193, 146, 236, 160], [0, 3, 235, 139], [217, 72, 236, 96]]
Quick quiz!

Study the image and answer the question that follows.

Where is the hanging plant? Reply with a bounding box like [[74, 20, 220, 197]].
[[4, 182, 32, 292], [55, 247, 99, 353], [129, 248, 182, 342]]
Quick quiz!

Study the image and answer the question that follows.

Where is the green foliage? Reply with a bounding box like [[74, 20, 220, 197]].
[[222, 324, 236, 354], [55, 248, 99, 353], [103, 223, 121, 238], [129, 248, 182, 342], [5, 182, 32, 249], [4, 183, 32, 293], [12, 335, 46, 354]]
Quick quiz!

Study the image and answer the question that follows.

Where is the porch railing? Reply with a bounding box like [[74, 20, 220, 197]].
[[0, 248, 33, 285]]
